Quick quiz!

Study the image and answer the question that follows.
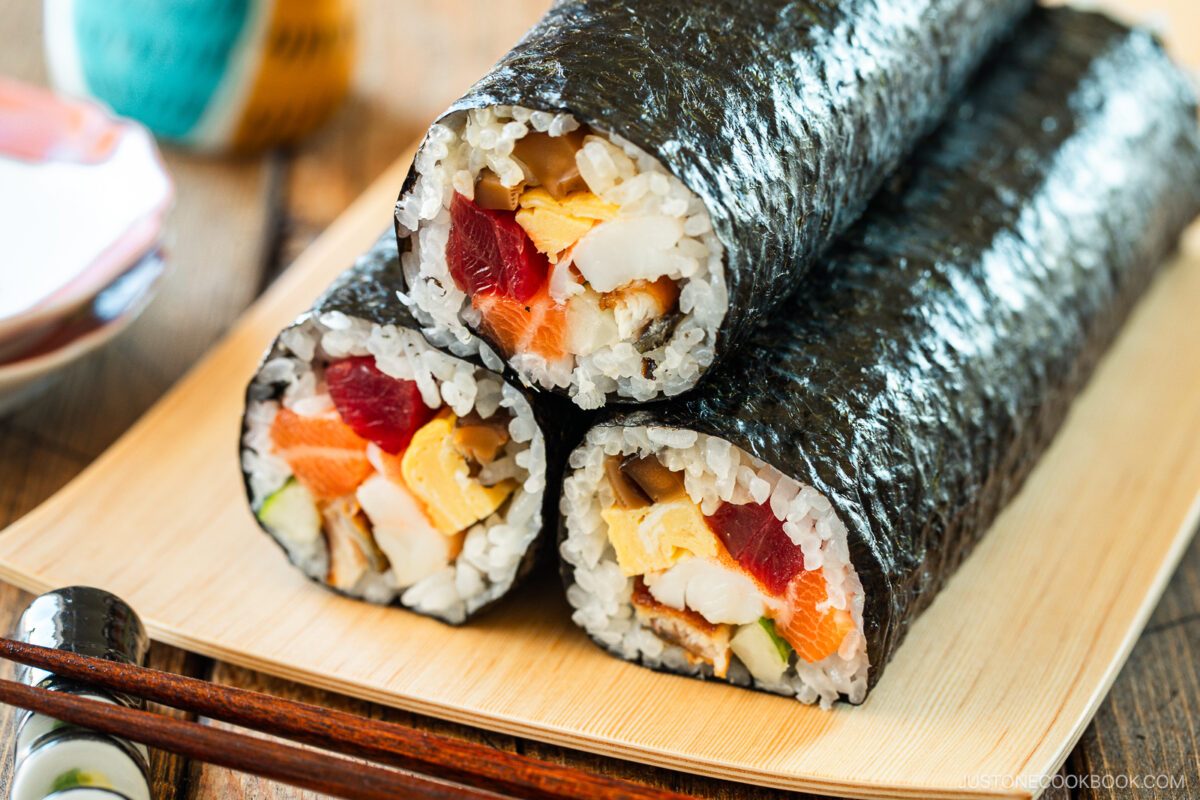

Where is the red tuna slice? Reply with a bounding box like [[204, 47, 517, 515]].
[[325, 357, 436, 455], [706, 500, 806, 596], [446, 192, 548, 303]]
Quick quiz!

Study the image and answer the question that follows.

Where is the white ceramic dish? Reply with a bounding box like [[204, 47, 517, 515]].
[[0, 251, 165, 416], [0, 78, 172, 360]]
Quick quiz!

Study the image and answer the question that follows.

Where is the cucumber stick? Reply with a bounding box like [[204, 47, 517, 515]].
[[257, 479, 322, 550], [730, 617, 792, 684]]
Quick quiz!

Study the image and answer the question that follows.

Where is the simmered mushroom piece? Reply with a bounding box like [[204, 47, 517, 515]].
[[452, 408, 512, 467], [474, 168, 524, 211], [511, 129, 588, 198], [619, 454, 686, 502], [605, 455, 651, 509]]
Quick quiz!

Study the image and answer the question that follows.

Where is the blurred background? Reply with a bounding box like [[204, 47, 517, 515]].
[[0, 0, 552, 439]]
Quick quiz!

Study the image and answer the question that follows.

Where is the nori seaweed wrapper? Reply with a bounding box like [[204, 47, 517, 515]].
[[395, 0, 1033, 401], [242, 233, 591, 622], [567, 7, 1200, 696]]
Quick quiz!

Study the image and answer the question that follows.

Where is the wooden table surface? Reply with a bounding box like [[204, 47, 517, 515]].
[[1, 2, 1197, 798]]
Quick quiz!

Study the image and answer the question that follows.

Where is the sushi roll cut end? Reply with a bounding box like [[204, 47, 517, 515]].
[[560, 425, 868, 708], [242, 309, 548, 624], [396, 106, 728, 409]]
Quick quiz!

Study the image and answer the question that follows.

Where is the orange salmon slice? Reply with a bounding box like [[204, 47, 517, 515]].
[[473, 284, 567, 362], [269, 408, 373, 500], [774, 569, 855, 663]]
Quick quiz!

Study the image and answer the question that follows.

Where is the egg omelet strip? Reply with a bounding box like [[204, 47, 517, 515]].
[[400, 410, 516, 535], [514, 188, 618, 263]]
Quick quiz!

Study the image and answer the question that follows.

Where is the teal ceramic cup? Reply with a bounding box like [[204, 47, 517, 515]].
[[44, 0, 355, 152]]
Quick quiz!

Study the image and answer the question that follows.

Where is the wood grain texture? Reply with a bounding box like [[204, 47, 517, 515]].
[[1066, 537, 1200, 799], [195, 663, 800, 800], [0, 0, 1197, 798], [0, 151, 1198, 798], [0, 638, 713, 800], [0, 677, 497, 800], [141, 644, 211, 800]]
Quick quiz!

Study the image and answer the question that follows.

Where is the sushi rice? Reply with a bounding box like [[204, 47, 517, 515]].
[[396, 106, 728, 410], [242, 309, 547, 624], [560, 424, 869, 708]]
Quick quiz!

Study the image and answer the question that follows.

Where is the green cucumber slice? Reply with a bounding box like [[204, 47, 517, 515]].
[[257, 479, 321, 550], [730, 617, 792, 684]]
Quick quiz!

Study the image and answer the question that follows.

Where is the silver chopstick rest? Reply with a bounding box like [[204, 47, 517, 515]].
[[8, 587, 151, 800]]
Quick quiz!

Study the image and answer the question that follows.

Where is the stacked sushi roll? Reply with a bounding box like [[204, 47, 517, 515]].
[[397, 116, 729, 410], [559, 7, 1200, 706], [561, 426, 868, 704], [394, 0, 1033, 409], [243, 235, 584, 624], [242, 0, 1200, 708]]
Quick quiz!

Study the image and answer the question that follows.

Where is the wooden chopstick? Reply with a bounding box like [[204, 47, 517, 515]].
[[0, 676, 499, 800], [0, 637, 691, 800]]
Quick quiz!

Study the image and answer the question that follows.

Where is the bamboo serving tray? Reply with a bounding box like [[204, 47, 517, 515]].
[[1, 150, 1198, 799]]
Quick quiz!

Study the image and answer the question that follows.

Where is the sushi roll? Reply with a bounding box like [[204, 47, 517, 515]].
[[559, 7, 1200, 706], [394, 0, 1032, 409], [242, 234, 586, 623]]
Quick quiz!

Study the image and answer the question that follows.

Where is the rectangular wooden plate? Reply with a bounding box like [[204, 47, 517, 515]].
[[2, 143, 1200, 799]]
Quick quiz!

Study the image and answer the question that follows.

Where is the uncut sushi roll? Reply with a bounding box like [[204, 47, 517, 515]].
[[394, 0, 1032, 409], [241, 235, 585, 623], [559, 7, 1200, 705]]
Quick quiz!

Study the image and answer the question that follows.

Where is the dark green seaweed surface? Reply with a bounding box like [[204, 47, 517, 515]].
[[396, 0, 1032, 401], [242, 234, 590, 623], [579, 8, 1200, 696]]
